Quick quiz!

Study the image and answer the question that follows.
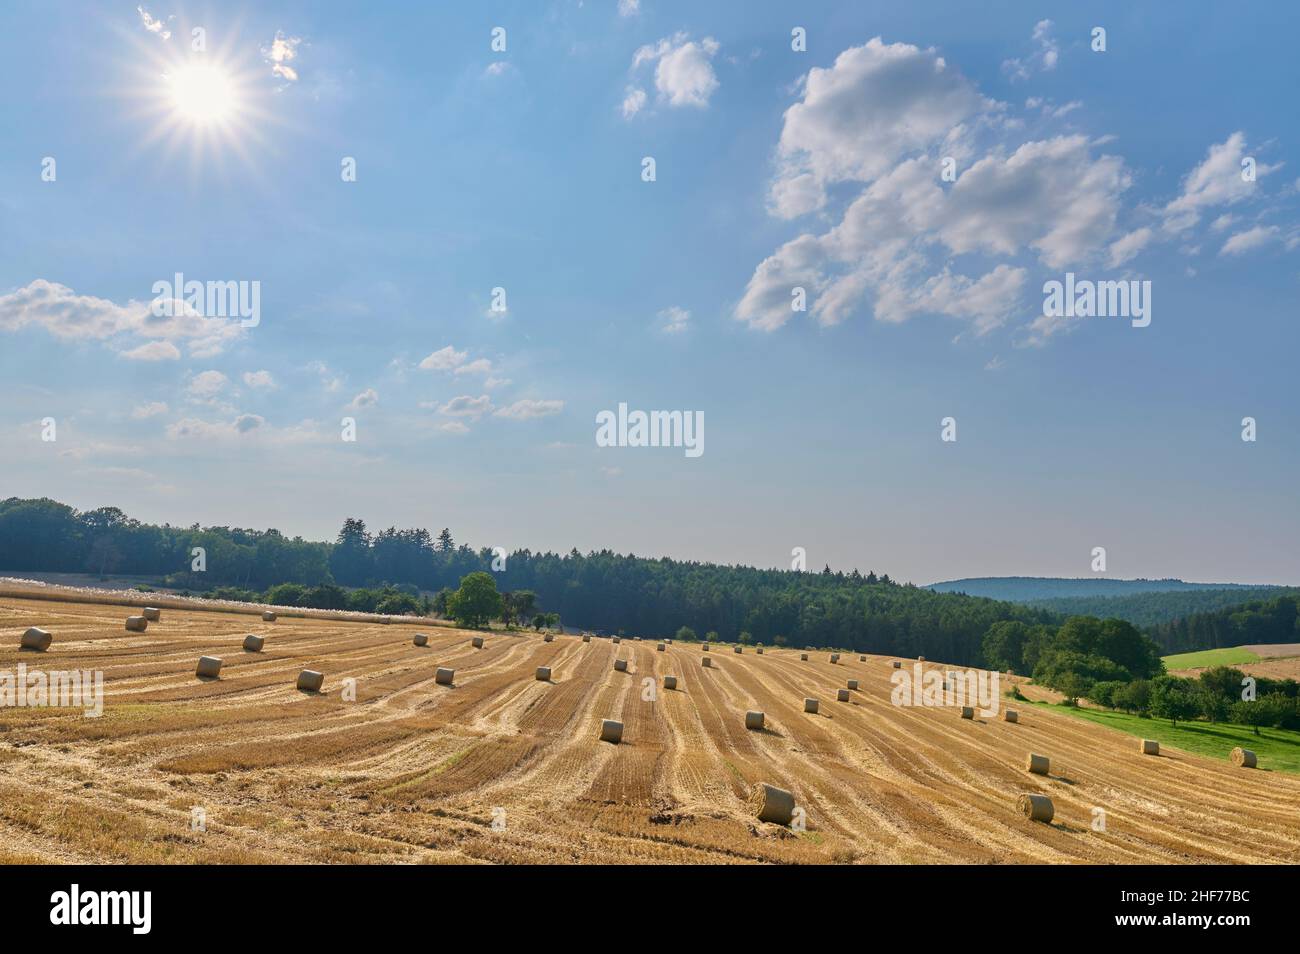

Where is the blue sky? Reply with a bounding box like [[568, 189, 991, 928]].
[[2, 1, 1298, 585]]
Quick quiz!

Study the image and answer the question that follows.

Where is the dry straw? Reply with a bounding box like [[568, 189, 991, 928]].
[[1231, 747, 1257, 768]]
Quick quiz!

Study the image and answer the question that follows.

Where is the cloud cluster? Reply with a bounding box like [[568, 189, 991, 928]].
[[623, 32, 720, 118], [264, 31, 302, 83], [0, 280, 245, 358]]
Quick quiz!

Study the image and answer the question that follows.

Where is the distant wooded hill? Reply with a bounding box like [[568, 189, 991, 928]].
[[927, 576, 1281, 602]]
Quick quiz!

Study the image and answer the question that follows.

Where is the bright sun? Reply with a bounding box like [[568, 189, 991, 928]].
[[167, 64, 236, 123]]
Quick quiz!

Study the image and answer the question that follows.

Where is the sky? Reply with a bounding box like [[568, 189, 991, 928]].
[[2, 1, 1298, 586]]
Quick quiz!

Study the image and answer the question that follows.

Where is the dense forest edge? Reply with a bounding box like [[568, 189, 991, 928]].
[[4, 496, 1299, 736]]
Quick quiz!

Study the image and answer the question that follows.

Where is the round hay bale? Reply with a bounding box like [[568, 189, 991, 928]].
[[750, 783, 796, 826], [435, 667, 454, 686], [734, 646, 742, 654], [1140, 739, 1159, 756], [599, 719, 623, 744], [1017, 793, 1054, 823], [804, 697, 819, 714], [1003, 708, 1018, 723], [124, 616, 148, 632], [701, 657, 713, 668], [1231, 747, 1257, 768], [858, 654, 866, 662], [536, 666, 551, 681], [262, 611, 277, 622], [471, 636, 484, 649], [20, 627, 51, 651], [756, 647, 764, 655], [656, 643, 665, 651], [745, 710, 765, 730], [836, 689, 850, 702], [666, 639, 673, 645], [612, 636, 621, 644], [196, 656, 223, 679], [800, 653, 809, 661], [1026, 753, 1050, 775], [544, 633, 554, 643], [242, 634, 265, 652], [664, 675, 678, 690], [582, 634, 591, 643], [143, 607, 161, 622], [847, 679, 859, 691], [413, 633, 429, 647], [829, 653, 839, 664], [892, 660, 901, 669], [702, 643, 710, 652], [917, 656, 925, 662], [296, 670, 324, 692], [614, 658, 628, 672], [960, 706, 974, 719]]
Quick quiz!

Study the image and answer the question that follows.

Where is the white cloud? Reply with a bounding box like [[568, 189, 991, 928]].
[[264, 32, 302, 82], [349, 388, 379, 410], [453, 358, 494, 376], [1108, 226, 1154, 267], [0, 280, 244, 358], [136, 6, 171, 40], [1163, 133, 1273, 235], [131, 401, 169, 419], [438, 421, 470, 435], [1220, 225, 1280, 256], [621, 86, 647, 119], [767, 37, 989, 218], [657, 305, 690, 334], [187, 370, 229, 402], [1002, 19, 1058, 81], [167, 414, 264, 440], [618, 0, 641, 16], [243, 369, 276, 389], [120, 341, 181, 361], [485, 376, 512, 389], [494, 399, 564, 421], [439, 395, 494, 419], [419, 345, 468, 371], [628, 33, 720, 115]]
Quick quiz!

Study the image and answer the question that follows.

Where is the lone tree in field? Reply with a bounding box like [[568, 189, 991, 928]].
[[448, 571, 503, 629]]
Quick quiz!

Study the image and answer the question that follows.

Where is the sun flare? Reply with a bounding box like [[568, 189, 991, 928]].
[[167, 64, 237, 123]]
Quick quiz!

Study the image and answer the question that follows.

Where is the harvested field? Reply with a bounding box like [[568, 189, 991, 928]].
[[1166, 643, 1300, 681], [2, 595, 1300, 864]]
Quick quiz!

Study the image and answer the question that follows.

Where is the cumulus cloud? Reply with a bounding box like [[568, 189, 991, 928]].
[[1108, 227, 1154, 267], [618, 0, 640, 16], [187, 370, 229, 402], [418, 345, 468, 371], [735, 38, 1142, 341], [0, 280, 245, 358], [1219, 225, 1280, 256], [264, 31, 302, 82], [627, 32, 720, 116], [348, 387, 379, 410], [167, 414, 264, 440], [767, 37, 989, 218], [120, 341, 181, 361], [657, 305, 690, 334], [454, 358, 494, 376], [243, 369, 276, 389], [131, 401, 169, 419], [438, 394, 494, 419], [438, 421, 470, 435], [494, 399, 564, 421]]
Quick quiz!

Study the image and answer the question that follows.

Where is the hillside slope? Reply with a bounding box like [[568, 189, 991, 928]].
[[2, 595, 1298, 864]]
